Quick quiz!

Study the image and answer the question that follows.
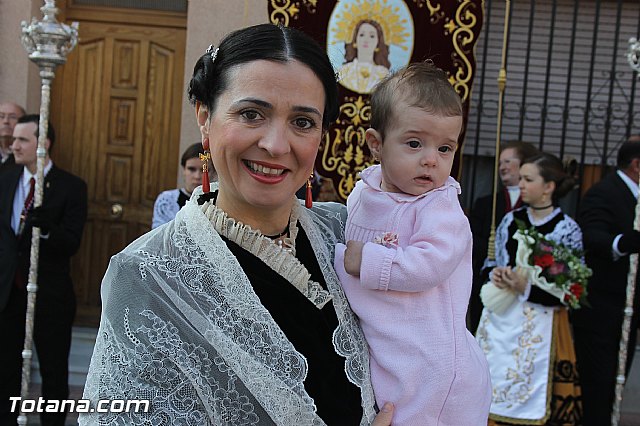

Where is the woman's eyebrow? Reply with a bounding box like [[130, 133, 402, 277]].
[[232, 98, 272, 109], [292, 106, 321, 117], [233, 98, 321, 117]]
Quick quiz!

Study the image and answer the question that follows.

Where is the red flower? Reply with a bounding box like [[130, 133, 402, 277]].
[[569, 283, 583, 299], [534, 253, 554, 268], [540, 243, 554, 253], [548, 261, 566, 276]]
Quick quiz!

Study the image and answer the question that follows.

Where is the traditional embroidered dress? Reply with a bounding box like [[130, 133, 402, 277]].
[[476, 207, 583, 425], [151, 188, 191, 229], [80, 187, 376, 425], [334, 165, 492, 425]]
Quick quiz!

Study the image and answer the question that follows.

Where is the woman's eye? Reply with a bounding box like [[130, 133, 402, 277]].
[[407, 140, 421, 148], [240, 110, 260, 121], [294, 117, 315, 130]]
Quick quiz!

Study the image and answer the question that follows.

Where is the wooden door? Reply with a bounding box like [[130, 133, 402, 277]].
[[50, 20, 186, 326]]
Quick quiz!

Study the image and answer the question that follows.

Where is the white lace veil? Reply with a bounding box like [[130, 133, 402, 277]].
[[79, 190, 375, 425]]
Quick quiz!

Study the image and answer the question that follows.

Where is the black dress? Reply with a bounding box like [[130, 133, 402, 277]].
[[222, 225, 363, 425]]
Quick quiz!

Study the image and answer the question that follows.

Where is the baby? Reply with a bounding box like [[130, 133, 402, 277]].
[[335, 61, 491, 425]]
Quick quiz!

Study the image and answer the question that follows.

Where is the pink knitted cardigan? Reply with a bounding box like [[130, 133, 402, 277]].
[[334, 165, 491, 425]]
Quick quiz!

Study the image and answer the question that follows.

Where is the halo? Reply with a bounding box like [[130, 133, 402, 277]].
[[331, 0, 410, 50]]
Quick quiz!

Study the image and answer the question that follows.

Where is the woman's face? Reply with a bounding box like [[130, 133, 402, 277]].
[[202, 59, 325, 221], [182, 157, 203, 193], [518, 163, 554, 207], [356, 22, 379, 60]]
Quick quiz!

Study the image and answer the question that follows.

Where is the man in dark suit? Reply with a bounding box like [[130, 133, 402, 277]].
[[468, 140, 538, 333], [0, 115, 87, 425], [0, 102, 25, 174], [572, 138, 640, 425]]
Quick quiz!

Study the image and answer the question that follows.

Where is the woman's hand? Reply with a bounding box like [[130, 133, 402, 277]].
[[344, 240, 365, 277], [491, 267, 511, 289], [500, 267, 528, 294], [371, 402, 394, 426]]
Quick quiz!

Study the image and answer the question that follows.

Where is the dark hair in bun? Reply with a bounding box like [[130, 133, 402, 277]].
[[188, 23, 338, 131], [522, 152, 576, 204]]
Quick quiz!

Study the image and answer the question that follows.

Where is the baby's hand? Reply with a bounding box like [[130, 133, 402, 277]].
[[344, 240, 365, 277]]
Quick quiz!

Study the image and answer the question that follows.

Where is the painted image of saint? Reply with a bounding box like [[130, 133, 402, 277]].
[[327, 0, 414, 95], [339, 19, 390, 94]]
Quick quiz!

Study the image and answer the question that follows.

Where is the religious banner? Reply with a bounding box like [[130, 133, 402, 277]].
[[269, 0, 484, 202]]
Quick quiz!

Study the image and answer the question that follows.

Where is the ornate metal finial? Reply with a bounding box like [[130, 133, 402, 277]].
[[20, 0, 78, 69], [627, 37, 640, 74]]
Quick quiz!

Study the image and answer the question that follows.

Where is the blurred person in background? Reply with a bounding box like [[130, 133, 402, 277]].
[[468, 141, 539, 333], [0, 102, 25, 172], [151, 142, 216, 229]]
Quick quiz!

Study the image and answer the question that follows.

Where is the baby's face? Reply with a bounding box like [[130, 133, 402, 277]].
[[375, 104, 462, 196]]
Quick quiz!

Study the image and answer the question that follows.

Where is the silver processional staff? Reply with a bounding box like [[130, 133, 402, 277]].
[[17, 1, 77, 424], [611, 35, 640, 426]]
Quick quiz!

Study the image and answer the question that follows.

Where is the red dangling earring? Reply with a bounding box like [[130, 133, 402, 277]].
[[200, 137, 211, 193], [305, 173, 313, 209]]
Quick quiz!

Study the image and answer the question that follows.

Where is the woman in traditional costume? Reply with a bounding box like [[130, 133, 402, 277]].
[[476, 152, 583, 425], [79, 23, 393, 426]]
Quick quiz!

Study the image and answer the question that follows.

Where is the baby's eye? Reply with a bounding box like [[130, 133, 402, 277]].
[[407, 140, 421, 148], [438, 145, 453, 153], [293, 117, 316, 130]]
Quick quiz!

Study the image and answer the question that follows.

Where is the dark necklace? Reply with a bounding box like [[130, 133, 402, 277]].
[[264, 224, 290, 240], [530, 204, 553, 211]]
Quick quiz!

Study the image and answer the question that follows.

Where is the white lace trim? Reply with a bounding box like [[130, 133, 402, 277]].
[[495, 208, 583, 267], [526, 207, 561, 226], [299, 203, 376, 423], [201, 199, 332, 309]]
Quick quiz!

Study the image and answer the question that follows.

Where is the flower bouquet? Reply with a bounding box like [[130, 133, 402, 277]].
[[481, 220, 591, 314]]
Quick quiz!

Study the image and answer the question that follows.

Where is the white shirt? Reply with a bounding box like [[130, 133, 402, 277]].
[[506, 185, 520, 208], [11, 161, 52, 235]]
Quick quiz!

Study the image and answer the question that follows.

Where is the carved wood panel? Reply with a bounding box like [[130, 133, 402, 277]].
[[51, 19, 186, 326]]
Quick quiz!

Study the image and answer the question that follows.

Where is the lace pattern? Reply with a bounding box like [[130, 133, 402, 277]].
[[152, 189, 180, 229], [201, 200, 332, 309], [80, 191, 375, 425], [300, 202, 376, 423], [495, 208, 583, 267]]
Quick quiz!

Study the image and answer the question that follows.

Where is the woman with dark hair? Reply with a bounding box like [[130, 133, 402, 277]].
[[339, 19, 390, 93], [151, 142, 216, 229], [80, 23, 393, 425], [476, 152, 583, 425]]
